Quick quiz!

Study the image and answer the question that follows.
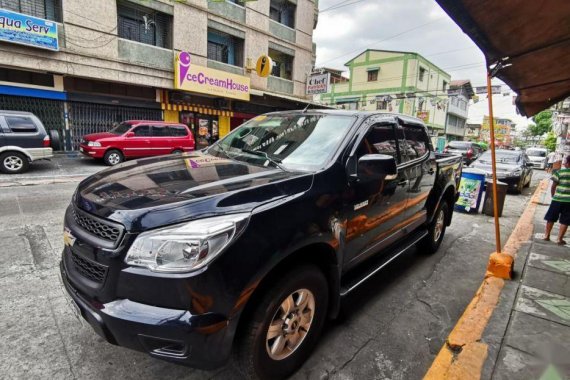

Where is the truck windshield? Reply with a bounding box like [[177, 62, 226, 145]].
[[110, 122, 133, 135], [526, 149, 546, 157], [479, 151, 520, 163], [208, 114, 355, 171]]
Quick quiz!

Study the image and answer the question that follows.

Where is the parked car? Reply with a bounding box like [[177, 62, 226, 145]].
[[444, 141, 483, 165], [60, 111, 462, 379], [0, 110, 57, 174], [471, 149, 533, 193], [80, 121, 195, 166], [525, 147, 548, 169]]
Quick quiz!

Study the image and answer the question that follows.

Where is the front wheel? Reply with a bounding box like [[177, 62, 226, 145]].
[[103, 149, 124, 166], [419, 202, 449, 254], [234, 265, 329, 380]]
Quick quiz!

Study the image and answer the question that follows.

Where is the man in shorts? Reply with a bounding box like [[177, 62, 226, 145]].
[[544, 155, 570, 245]]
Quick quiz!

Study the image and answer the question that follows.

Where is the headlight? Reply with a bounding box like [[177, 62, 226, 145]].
[[125, 213, 250, 273], [508, 169, 522, 177], [87, 141, 101, 147]]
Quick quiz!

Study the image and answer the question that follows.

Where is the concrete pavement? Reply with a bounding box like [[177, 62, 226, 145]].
[[0, 170, 548, 379]]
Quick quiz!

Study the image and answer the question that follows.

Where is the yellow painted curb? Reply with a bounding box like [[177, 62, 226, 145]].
[[423, 179, 549, 380]]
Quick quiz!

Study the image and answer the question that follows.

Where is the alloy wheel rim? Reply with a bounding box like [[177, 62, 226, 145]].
[[434, 209, 445, 242], [108, 153, 120, 165], [4, 156, 23, 171], [266, 288, 315, 361]]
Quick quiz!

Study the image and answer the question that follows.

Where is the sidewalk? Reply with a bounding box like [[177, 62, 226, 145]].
[[485, 193, 570, 379], [0, 153, 105, 187]]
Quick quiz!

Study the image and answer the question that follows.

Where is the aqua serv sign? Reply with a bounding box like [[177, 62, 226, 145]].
[[0, 9, 58, 51]]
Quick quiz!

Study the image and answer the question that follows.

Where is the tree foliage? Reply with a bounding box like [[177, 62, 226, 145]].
[[544, 132, 557, 152], [529, 110, 553, 136]]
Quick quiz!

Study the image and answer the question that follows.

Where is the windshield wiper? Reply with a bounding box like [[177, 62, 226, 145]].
[[241, 149, 287, 171]]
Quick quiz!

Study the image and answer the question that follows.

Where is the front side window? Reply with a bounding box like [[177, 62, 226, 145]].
[[207, 29, 244, 67], [4, 116, 37, 133], [1, 0, 62, 21], [402, 125, 429, 160], [356, 125, 397, 161], [208, 114, 355, 171], [269, 48, 293, 80], [133, 125, 151, 136], [110, 122, 133, 135], [117, 0, 172, 49]]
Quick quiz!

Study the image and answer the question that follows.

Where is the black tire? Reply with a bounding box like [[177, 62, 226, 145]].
[[49, 130, 61, 151], [524, 173, 531, 188], [419, 202, 449, 254], [0, 151, 30, 174], [234, 265, 329, 380], [514, 178, 523, 194], [171, 149, 184, 154], [103, 149, 124, 166]]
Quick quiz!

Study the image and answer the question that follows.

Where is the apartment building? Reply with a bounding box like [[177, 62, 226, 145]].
[[0, 0, 317, 150], [444, 80, 474, 141], [319, 49, 451, 146]]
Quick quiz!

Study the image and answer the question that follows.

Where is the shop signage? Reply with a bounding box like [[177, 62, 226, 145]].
[[474, 85, 501, 95], [0, 9, 59, 51], [306, 73, 330, 95], [174, 51, 250, 101], [416, 111, 430, 123], [256, 55, 272, 78]]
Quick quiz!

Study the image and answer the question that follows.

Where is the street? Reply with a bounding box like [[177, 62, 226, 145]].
[[0, 167, 549, 379]]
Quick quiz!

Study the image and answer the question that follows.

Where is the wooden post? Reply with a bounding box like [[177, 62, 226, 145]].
[[486, 72, 501, 253]]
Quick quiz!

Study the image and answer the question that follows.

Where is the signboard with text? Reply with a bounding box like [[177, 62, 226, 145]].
[[174, 52, 250, 101], [306, 73, 330, 95], [0, 9, 59, 51]]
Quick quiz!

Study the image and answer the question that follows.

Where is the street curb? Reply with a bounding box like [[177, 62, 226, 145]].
[[423, 179, 549, 380], [0, 175, 87, 187]]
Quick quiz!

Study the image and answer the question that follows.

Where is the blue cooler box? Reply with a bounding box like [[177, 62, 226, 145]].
[[455, 168, 486, 213]]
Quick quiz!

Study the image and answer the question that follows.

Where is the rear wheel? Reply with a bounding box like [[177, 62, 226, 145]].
[[49, 130, 61, 151], [419, 202, 449, 254], [171, 149, 184, 154], [234, 265, 329, 380], [103, 149, 124, 166], [0, 152, 29, 174]]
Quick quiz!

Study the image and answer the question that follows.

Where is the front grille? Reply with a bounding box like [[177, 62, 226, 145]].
[[72, 207, 123, 244], [70, 252, 107, 283]]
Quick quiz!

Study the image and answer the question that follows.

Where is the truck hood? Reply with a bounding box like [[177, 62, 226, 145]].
[[471, 161, 521, 175], [75, 153, 313, 231]]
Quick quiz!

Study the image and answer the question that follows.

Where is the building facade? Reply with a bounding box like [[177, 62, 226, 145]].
[[0, 0, 317, 150], [319, 49, 451, 146], [444, 80, 473, 142], [481, 116, 515, 147]]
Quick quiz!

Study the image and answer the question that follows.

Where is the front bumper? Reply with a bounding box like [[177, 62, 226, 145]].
[[79, 144, 105, 158], [60, 259, 233, 369]]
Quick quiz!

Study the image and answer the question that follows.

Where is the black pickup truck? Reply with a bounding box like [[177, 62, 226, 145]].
[[60, 111, 462, 379]]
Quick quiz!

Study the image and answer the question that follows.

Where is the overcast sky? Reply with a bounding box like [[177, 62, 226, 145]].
[[313, 0, 532, 128]]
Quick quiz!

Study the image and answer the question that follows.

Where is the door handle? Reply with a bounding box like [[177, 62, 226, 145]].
[[398, 179, 409, 187]]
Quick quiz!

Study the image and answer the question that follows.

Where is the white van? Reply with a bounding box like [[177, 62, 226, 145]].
[[526, 147, 548, 169]]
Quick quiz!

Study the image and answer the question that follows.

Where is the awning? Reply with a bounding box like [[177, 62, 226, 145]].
[[250, 89, 313, 105], [435, 0, 570, 117]]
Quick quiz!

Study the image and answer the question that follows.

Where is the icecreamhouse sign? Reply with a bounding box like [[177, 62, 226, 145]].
[[0, 9, 58, 51], [174, 52, 250, 101]]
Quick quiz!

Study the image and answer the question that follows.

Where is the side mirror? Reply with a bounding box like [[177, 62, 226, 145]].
[[125, 131, 135, 138], [357, 154, 397, 181]]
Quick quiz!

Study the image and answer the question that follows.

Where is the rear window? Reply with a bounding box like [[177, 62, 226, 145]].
[[448, 141, 472, 149], [169, 125, 188, 137], [5, 116, 37, 133]]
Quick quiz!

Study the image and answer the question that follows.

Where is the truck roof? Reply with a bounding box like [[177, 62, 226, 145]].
[[266, 109, 426, 127]]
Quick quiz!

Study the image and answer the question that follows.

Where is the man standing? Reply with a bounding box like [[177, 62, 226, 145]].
[[544, 155, 570, 245], [546, 151, 556, 173]]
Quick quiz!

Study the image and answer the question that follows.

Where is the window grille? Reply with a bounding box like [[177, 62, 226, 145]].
[[368, 70, 378, 82], [269, 49, 293, 80], [0, 0, 62, 22], [269, 0, 295, 28], [117, 1, 172, 49]]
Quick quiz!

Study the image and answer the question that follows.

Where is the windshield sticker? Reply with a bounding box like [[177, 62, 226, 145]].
[[242, 134, 259, 146], [354, 200, 369, 210], [253, 115, 267, 121], [187, 156, 231, 168]]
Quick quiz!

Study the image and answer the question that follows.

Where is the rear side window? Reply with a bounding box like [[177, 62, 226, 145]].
[[5, 116, 37, 133], [151, 125, 168, 137], [133, 125, 151, 136], [168, 125, 188, 137]]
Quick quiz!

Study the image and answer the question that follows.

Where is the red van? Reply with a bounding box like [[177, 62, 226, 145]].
[[80, 121, 195, 166]]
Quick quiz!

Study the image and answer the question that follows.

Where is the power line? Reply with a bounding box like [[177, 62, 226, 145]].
[[320, 0, 369, 13]]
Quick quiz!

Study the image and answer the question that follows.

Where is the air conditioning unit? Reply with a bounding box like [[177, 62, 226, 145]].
[[245, 57, 255, 71]]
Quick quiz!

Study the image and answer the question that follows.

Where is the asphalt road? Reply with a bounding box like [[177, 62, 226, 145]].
[[0, 168, 549, 380]]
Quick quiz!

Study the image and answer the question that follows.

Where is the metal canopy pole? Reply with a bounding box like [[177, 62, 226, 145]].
[[486, 71, 501, 253]]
